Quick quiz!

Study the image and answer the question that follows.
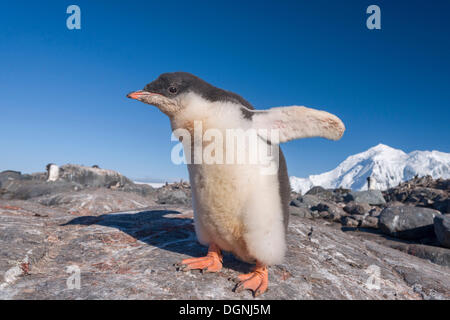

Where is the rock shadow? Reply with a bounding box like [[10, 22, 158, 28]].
[[63, 209, 252, 273], [341, 226, 439, 246]]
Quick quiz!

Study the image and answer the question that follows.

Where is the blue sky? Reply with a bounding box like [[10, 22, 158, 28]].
[[0, 0, 449, 181]]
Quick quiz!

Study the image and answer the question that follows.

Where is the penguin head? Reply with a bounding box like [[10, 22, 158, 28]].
[[127, 72, 253, 116], [127, 72, 205, 116]]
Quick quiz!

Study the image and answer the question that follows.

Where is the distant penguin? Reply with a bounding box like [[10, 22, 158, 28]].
[[367, 176, 376, 190], [46, 163, 60, 182], [127, 72, 345, 296]]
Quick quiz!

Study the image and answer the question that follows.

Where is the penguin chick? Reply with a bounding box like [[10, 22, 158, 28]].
[[127, 72, 345, 296]]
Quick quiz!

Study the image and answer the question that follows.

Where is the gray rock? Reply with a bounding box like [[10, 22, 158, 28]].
[[386, 201, 405, 208], [0, 165, 161, 202], [306, 186, 350, 203], [120, 183, 156, 198], [156, 189, 190, 205], [0, 170, 23, 185], [313, 202, 341, 214], [341, 216, 359, 227], [434, 215, 450, 248], [305, 186, 335, 201], [332, 187, 351, 200], [290, 195, 321, 209], [310, 210, 320, 219], [345, 190, 386, 205], [406, 188, 445, 206], [0, 180, 84, 200], [388, 242, 450, 269], [318, 211, 330, 219], [379, 206, 442, 240], [1, 200, 449, 299], [305, 186, 328, 196], [344, 202, 372, 215], [360, 216, 379, 229], [290, 199, 303, 207], [37, 189, 156, 215], [433, 197, 450, 214], [342, 226, 450, 270], [312, 202, 345, 222], [289, 206, 312, 219], [369, 207, 382, 217], [383, 177, 450, 215], [59, 164, 133, 188], [327, 210, 344, 222], [346, 210, 432, 234], [0, 214, 47, 288]]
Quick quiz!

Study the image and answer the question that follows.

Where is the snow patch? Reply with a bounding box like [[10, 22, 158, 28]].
[[290, 144, 450, 193]]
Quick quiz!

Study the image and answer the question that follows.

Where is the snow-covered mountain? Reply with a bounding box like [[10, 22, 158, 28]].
[[290, 144, 450, 194]]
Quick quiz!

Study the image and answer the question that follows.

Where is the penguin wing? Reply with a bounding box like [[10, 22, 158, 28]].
[[250, 106, 345, 144]]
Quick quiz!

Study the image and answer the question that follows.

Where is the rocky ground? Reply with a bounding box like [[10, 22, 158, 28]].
[[0, 166, 449, 299], [289, 175, 450, 268]]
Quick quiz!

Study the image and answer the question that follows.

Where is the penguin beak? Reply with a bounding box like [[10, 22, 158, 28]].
[[127, 90, 164, 102], [127, 90, 147, 100], [126, 89, 176, 115]]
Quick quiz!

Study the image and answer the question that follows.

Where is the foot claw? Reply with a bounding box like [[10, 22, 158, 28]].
[[174, 263, 188, 272], [234, 264, 268, 297], [176, 244, 222, 273]]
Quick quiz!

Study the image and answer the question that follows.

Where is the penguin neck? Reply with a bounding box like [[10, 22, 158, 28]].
[[170, 92, 251, 134]]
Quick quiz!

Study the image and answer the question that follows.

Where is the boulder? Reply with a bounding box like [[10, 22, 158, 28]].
[[305, 186, 335, 201], [388, 242, 450, 268], [360, 216, 379, 229], [310, 210, 320, 219], [290, 199, 302, 207], [434, 215, 450, 248], [345, 227, 450, 269], [345, 190, 386, 205], [305, 186, 327, 195], [289, 206, 313, 219], [333, 187, 351, 197], [318, 211, 329, 219], [290, 195, 321, 209], [312, 202, 345, 222], [305, 186, 351, 203], [341, 216, 359, 227], [379, 206, 441, 240], [433, 197, 450, 214], [0, 170, 23, 185], [344, 202, 371, 215], [383, 177, 450, 214], [0, 180, 83, 200], [369, 207, 382, 217], [59, 164, 133, 188], [386, 201, 405, 208], [120, 183, 156, 198], [156, 189, 190, 205], [37, 189, 156, 215], [0, 166, 158, 201]]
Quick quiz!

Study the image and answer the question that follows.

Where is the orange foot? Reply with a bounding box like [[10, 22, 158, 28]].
[[234, 263, 268, 297], [177, 243, 223, 273]]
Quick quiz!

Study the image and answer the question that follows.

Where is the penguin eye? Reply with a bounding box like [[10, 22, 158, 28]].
[[168, 86, 177, 94]]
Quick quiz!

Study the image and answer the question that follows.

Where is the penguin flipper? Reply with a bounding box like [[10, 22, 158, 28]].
[[251, 106, 345, 143]]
